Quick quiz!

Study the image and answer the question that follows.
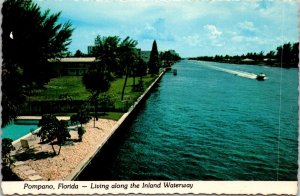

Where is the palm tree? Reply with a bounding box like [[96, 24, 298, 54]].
[[92, 35, 122, 76], [119, 37, 138, 100]]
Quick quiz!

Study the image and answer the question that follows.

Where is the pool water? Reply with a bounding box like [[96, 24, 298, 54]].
[[1, 123, 38, 141]]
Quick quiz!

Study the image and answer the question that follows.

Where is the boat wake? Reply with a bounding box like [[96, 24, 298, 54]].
[[194, 61, 259, 80], [207, 65, 257, 79]]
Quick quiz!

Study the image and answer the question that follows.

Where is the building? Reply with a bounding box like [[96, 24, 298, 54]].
[[241, 58, 255, 62], [49, 57, 97, 76], [87, 46, 96, 55], [133, 48, 141, 57], [140, 51, 151, 63]]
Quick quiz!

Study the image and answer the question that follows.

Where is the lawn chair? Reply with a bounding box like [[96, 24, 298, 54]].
[[20, 139, 30, 150], [18, 139, 42, 152], [29, 129, 37, 141]]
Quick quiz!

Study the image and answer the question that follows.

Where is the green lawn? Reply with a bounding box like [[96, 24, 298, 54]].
[[98, 112, 125, 121], [31, 76, 90, 101], [31, 75, 157, 112], [108, 76, 156, 110], [50, 111, 124, 121]]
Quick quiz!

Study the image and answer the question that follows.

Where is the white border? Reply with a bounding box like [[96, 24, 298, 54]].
[[1, 181, 298, 195]]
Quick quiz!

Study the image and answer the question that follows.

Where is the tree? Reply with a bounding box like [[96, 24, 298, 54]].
[[133, 58, 148, 92], [98, 93, 114, 111], [266, 50, 275, 58], [160, 50, 181, 67], [148, 40, 160, 75], [88, 35, 139, 103], [71, 104, 91, 127], [82, 64, 113, 127], [2, 0, 74, 86], [2, 138, 16, 168], [37, 115, 70, 155], [135, 58, 147, 77], [71, 104, 91, 141], [257, 51, 264, 62], [56, 120, 70, 151], [119, 37, 138, 100], [276, 42, 292, 67], [291, 42, 299, 66], [92, 35, 122, 77], [2, 65, 26, 127], [2, 0, 74, 127], [74, 49, 85, 57]]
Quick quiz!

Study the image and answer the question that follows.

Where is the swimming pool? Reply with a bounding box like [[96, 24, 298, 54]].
[[1, 123, 39, 141]]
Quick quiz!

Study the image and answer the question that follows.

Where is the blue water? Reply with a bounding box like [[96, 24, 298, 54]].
[[78, 60, 298, 181], [2, 124, 38, 141]]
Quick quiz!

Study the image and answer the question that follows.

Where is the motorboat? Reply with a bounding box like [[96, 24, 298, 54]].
[[256, 73, 266, 81], [173, 69, 177, 76]]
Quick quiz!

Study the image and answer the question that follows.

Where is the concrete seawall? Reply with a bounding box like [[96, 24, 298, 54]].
[[66, 71, 166, 180]]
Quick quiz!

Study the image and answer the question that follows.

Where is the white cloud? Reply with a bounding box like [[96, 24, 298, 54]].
[[211, 40, 223, 47], [231, 35, 269, 45], [231, 35, 244, 43], [36, 0, 298, 57], [181, 35, 203, 46], [134, 18, 175, 42], [203, 24, 223, 47], [204, 25, 222, 40], [238, 21, 256, 31]]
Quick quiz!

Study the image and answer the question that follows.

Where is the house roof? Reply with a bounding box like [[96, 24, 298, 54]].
[[241, 58, 255, 62], [48, 57, 97, 63]]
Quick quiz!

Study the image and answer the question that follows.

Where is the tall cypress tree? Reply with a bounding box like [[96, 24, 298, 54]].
[[148, 40, 160, 75]]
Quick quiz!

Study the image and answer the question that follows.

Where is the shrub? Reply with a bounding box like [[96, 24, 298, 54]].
[[77, 127, 86, 142], [2, 138, 15, 168]]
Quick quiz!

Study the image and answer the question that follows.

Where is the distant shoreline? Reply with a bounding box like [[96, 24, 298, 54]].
[[189, 59, 298, 68]]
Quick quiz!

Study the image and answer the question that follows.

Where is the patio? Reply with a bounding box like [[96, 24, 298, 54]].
[[9, 119, 117, 181]]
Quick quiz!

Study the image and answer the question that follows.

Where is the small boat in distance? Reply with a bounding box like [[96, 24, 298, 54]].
[[256, 73, 266, 81], [173, 69, 177, 76]]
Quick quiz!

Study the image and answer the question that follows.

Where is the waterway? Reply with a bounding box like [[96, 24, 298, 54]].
[[78, 60, 298, 181]]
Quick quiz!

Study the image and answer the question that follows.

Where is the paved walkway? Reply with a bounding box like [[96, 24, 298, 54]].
[[11, 133, 46, 181], [12, 161, 43, 181]]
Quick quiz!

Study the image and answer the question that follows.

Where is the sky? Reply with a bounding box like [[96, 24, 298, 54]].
[[36, 0, 298, 58]]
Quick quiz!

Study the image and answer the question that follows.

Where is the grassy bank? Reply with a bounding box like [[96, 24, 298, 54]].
[[29, 75, 157, 116]]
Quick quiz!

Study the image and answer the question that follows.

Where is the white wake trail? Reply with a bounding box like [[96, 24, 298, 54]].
[[200, 62, 258, 79]]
